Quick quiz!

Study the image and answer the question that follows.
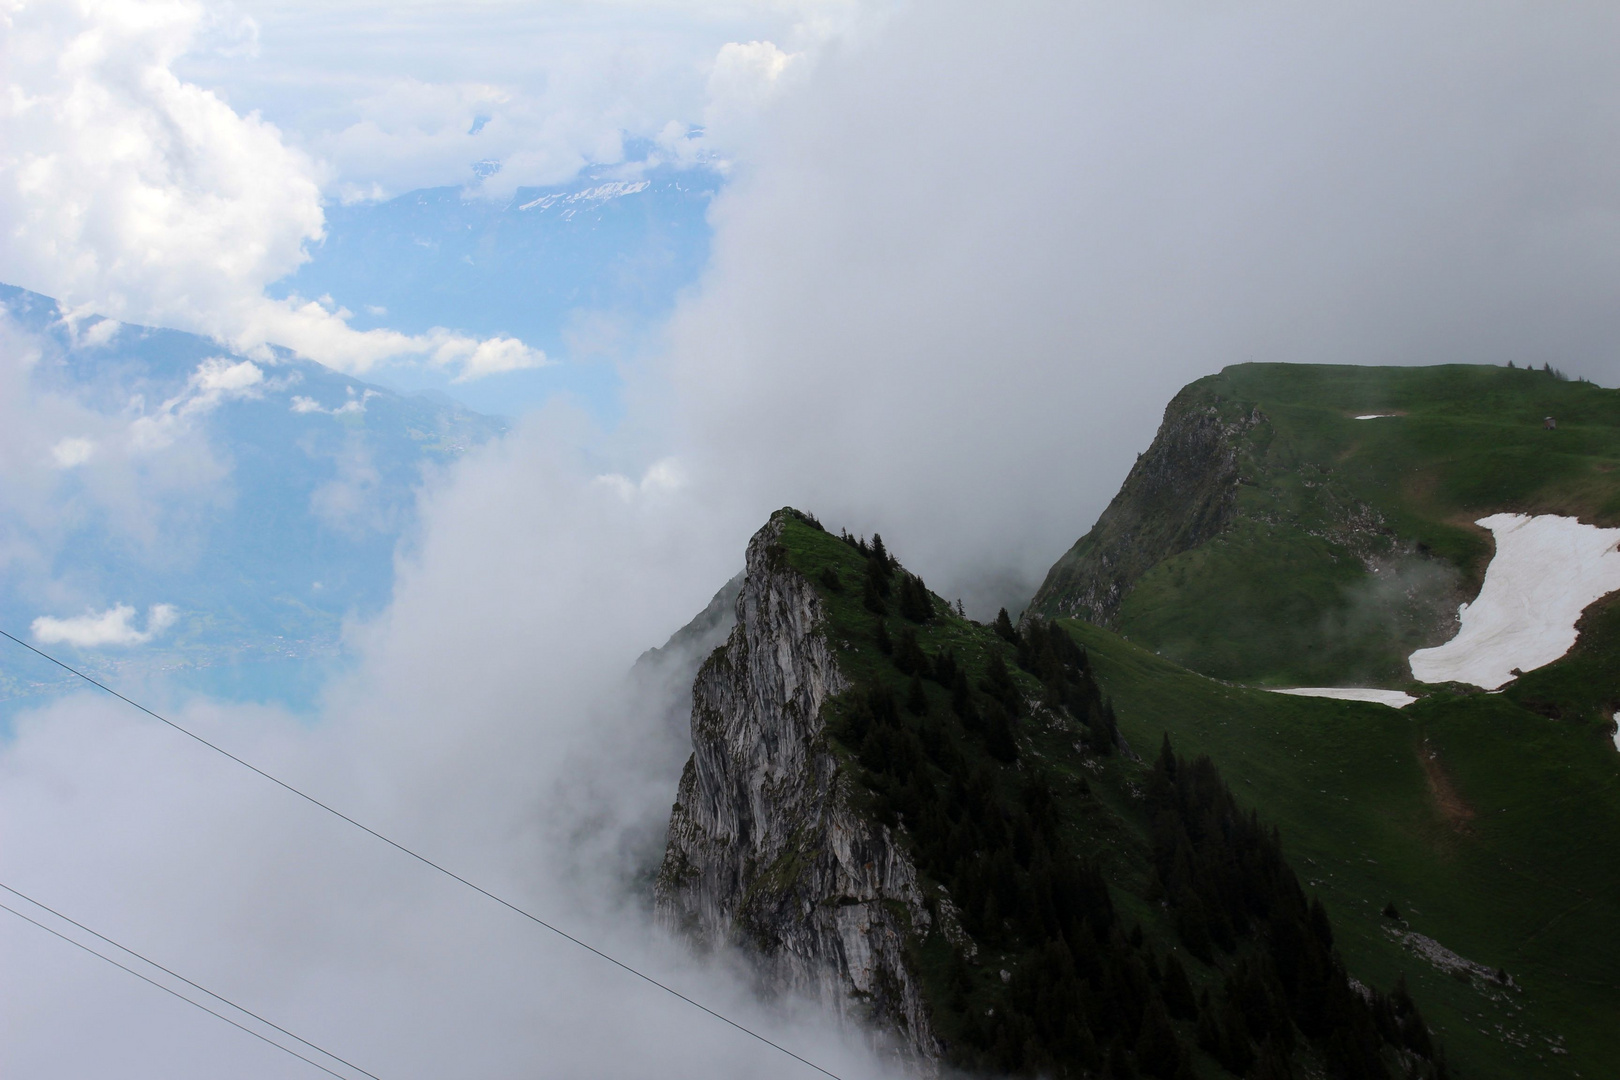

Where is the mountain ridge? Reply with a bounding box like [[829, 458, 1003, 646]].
[[1030, 362, 1620, 688], [654, 508, 1452, 1079]]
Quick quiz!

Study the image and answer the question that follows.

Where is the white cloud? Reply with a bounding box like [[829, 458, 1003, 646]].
[[594, 456, 687, 501], [433, 331, 548, 381], [30, 602, 177, 647], [0, 0, 551, 380], [290, 386, 379, 415], [0, 313, 230, 585], [49, 437, 96, 469], [76, 318, 122, 348], [701, 41, 804, 148], [191, 356, 265, 397], [171, 1, 871, 199], [129, 356, 265, 451]]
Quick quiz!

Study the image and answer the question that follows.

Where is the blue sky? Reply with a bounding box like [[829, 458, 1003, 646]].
[[271, 162, 718, 420]]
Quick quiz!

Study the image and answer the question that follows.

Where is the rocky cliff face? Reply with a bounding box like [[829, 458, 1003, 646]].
[[655, 511, 942, 1068], [1030, 387, 1263, 625]]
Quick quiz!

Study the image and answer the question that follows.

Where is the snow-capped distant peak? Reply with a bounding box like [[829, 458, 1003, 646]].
[[517, 180, 651, 213]]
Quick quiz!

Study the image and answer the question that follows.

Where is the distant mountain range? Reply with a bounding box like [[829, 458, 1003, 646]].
[[272, 165, 717, 415], [0, 167, 719, 711], [0, 284, 506, 711]]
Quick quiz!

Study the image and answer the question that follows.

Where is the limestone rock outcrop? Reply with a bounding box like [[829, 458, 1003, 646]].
[[655, 511, 941, 1069]]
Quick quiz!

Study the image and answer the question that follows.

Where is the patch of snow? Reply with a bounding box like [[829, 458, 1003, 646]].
[[1269, 687, 1416, 708], [1354, 413, 1395, 420], [517, 180, 650, 213], [1410, 514, 1620, 689], [1612, 712, 1619, 753]]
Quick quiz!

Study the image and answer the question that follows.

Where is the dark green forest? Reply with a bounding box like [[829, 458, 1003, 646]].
[[781, 512, 1446, 1079]]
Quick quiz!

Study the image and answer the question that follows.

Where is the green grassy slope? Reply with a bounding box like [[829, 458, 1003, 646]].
[[1042, 363, 1620, 687], [1067, 614, 1620, 1079], [774, 511, 1448, 1079]]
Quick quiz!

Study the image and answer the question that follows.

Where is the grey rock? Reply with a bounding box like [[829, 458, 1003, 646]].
[[1030, 389, 1262, 625], [655, 511, 942, 1071]]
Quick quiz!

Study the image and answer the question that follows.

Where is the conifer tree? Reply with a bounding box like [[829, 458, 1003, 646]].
[[906, 674, 928, 715], [1134, 995, 1184, 1080], [951, 669, 974, 721], [871, 532, 892, 572], [863, 570, 888, 615], [1163, 955, 1197, 1020], [899, 573, 934, 622], [994, 607, 1020, 643], [895, 628, 927, 675], [982, 652, 1021, 714], [873, 618, 892, 655], [984, 701, 1019, 762]]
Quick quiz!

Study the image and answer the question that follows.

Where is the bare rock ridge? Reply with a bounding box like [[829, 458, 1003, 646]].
[[1030, 386, 1262, 625], [655, 511, 942, 1067]]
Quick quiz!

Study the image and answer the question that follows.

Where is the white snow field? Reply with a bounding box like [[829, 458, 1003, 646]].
[[1354, 414, 1395, 420], [1269, 687, 1416, 708], [1409, 513, 1620, 690]]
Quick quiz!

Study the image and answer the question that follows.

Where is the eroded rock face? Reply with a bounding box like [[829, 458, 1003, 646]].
[[655, 512, 941, 1069], [1031, 389, 1263, 625]]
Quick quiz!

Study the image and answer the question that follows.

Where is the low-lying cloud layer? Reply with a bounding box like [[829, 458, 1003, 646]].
[[9, 2, 1620, 1078], [1, 418, 878, 1078], [31, 602, 178, 647]]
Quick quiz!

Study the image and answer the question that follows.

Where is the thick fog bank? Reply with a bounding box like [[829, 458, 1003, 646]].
[[0, 414, 895, 1079], [658, 0, 1620, 613]]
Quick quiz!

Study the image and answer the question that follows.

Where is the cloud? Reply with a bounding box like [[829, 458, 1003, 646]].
[[0, 0, 548, 380], [0, 410, 891, 1079], [594, 457, 688, 502], [435, 331, 548, 381], [129, 357, 266, 451], [31, 602, 178, 647], [290, 386, 379, 416], [49, 437, 95, 469], [192, 2, 869, 201], [655, 0, 1620, 615], [308, 441, 391, 538], [0, 312, 231, 590], [701, 41, 804, 147]]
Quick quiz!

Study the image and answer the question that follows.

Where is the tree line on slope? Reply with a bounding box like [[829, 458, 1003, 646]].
[[804, 520, 1448, 1079]]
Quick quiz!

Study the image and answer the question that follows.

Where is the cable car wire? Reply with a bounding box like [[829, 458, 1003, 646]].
[[0, 881, 383, 1080], [0, 899, 363, 1080], [0, 628, 845, 1080]]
